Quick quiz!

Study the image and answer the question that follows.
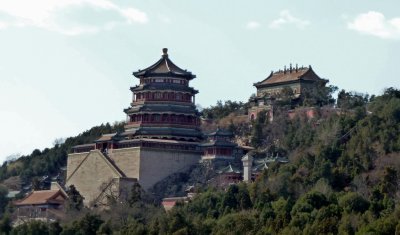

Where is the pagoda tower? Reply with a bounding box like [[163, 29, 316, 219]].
[[123, 48, 202, 141], [66, 49, 204, 206]]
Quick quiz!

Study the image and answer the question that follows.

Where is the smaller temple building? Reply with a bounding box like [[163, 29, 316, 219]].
[[248, 65, 328, 120], [14, 182, 67, 222], [214, 163, 243, 187], [161, 186, 196, 211], [200, 128, 246, 161]]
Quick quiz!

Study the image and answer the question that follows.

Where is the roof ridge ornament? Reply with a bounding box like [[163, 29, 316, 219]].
[[162, 48, 168, 57]]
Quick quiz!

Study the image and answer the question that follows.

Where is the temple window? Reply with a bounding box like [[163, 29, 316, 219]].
[[162, 114, 168, 121], [170, 115, 176, 122], [154, 114, 161, 122]]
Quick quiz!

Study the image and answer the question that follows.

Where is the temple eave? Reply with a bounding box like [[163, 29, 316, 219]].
[[133, 71, 195, 80], [254, 78, 324, 88], [124, 122, 200, 129]]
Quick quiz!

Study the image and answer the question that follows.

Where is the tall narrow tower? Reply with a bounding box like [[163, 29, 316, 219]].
[[66, 49, 204, 206], [123, 48, 202, 141], [242, 154, 253, 182]]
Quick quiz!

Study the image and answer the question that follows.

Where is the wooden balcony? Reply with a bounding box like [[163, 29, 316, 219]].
[[131, 99, 193, 106], [124, 121, 200, 129]]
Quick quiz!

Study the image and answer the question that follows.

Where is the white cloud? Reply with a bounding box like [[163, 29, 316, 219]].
[[269, 10, 309, 29], [348, 11, 400, 39], [0, 21, 8, 29], [120, 8, 148, 24], [0, 0, 148, 35], [246, 21, 261, 30]]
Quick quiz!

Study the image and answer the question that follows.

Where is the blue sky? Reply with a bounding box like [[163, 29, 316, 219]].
[[0, 0, 399, 162]]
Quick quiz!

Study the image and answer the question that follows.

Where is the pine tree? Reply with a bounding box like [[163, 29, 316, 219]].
[[66, 185, 84, 211]]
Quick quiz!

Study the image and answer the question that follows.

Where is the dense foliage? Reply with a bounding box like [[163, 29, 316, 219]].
[[0, 122, 125, 186], [201, 100, 248, 120], [2, 88, 400, 234]]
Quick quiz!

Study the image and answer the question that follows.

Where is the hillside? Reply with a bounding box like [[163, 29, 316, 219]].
[[0, 122, 125, 201], [1, 88, 400, 234]]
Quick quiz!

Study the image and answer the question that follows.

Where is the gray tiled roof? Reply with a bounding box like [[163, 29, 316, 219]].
[[124, 104, 199, 115], [132, 49, 195, 80], [130, 83, 198, 93]]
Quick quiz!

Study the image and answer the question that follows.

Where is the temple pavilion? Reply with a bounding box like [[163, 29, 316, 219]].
[[248, 64, 329, 120], [200, 128, 247, 160], [124, 48, 202, 142], [67, 48, 204, 205], [73, 48, 203, 154]]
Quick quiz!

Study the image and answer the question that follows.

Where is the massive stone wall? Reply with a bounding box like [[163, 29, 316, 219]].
[[66, 147, 202, 205], [66, 150, 123, 205], [66, 152, 88, 181], [138, 148, 201, 189], [109, 147, 141, 179]]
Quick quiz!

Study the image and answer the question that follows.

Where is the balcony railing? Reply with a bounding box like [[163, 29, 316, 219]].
[[126, 121, 200, 127], [131, 99, 192, 105]]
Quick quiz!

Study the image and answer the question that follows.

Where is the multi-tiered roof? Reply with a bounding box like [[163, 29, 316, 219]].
[[123, 48, 202, 142], [200, 128, 251, 160], [73, 48, 203, 154]]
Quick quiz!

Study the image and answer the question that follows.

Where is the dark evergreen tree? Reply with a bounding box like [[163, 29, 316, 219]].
[[66, 185, 84, 211], [128, 182, 142, 206], [0, 186, 8, 216], [251, 111, 266, 148], [0, 214, 12, 235]]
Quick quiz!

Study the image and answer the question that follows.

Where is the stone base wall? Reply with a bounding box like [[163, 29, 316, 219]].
[[93, 177, 137, 207], [248, 105, 272, 121], [66, 147, 201, 205], [66, 152, 89, 181], [138, 148, 201, 189], [66, 150, 123, 205], [109, 147, 141, 179]]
